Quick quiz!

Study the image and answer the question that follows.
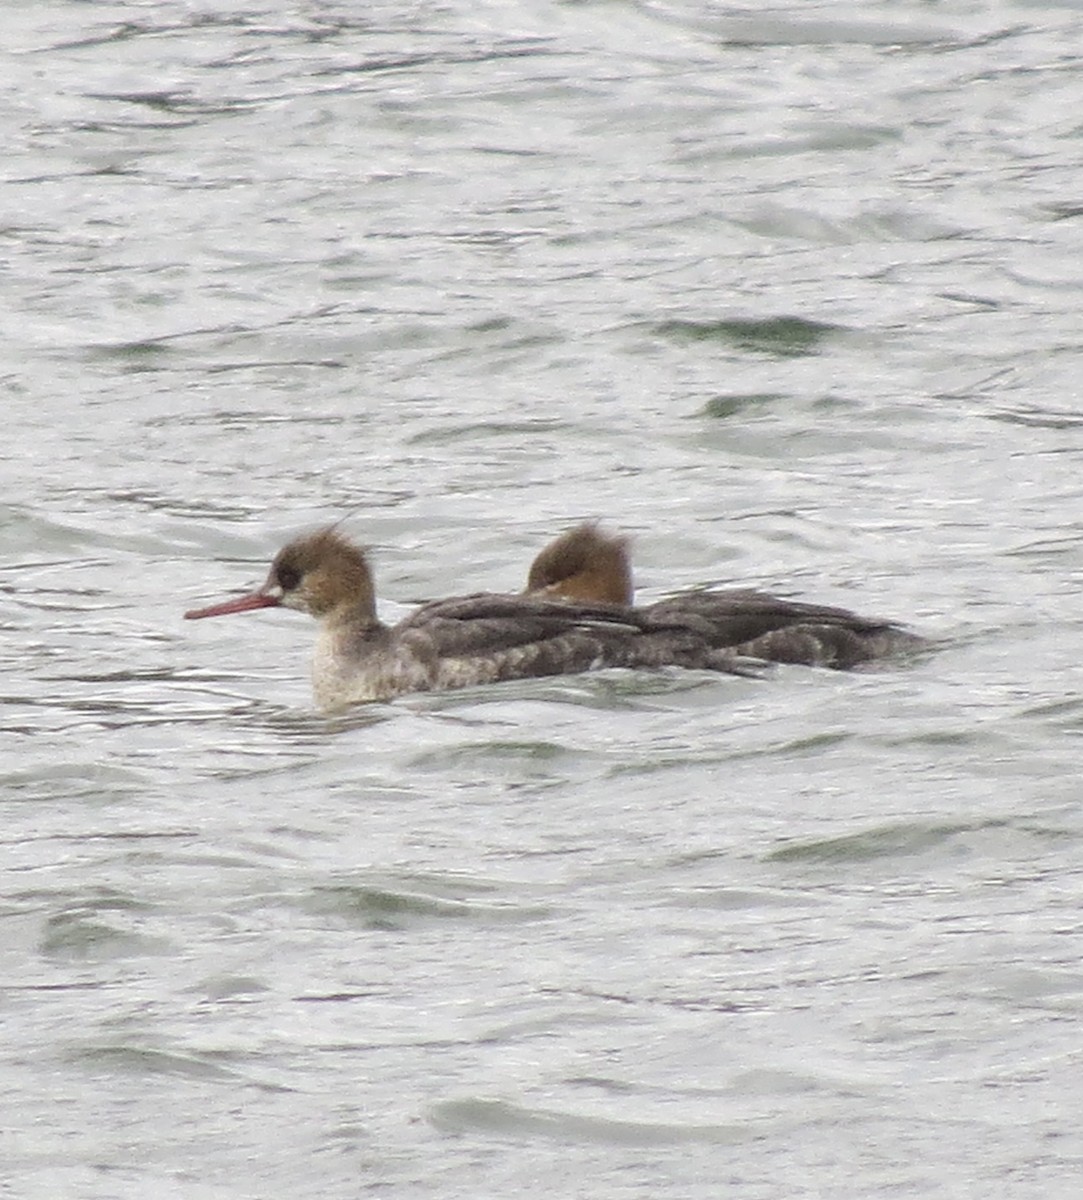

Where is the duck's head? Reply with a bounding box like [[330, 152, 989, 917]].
[[185, 527, 376, 622], [525, 522, 633, 606]]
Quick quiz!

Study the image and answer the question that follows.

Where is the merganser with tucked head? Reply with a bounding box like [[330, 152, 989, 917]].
[[527, 523, 633, 606], [185, 528, 760, 710], [525, 522, 923, 669]]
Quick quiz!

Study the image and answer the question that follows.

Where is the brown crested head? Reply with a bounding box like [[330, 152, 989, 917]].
[[267, 527, 376, 620], [525, 521, 633, 606]]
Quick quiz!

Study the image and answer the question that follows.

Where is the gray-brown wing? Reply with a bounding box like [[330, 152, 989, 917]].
[[648, 589, 901, 637], [646, 589, 920, 667], [398, 592, 759, 679]]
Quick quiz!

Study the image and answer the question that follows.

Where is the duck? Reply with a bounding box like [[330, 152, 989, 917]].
[[524, 522, 923, 669], [184, 527, 761, 710]]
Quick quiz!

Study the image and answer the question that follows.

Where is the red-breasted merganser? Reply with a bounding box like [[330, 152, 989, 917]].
[[184, 528, 761, 710], [525, 522, 923, 669]]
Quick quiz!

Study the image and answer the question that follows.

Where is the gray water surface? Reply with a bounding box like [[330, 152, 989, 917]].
[[4, 2, 1083, 1197]]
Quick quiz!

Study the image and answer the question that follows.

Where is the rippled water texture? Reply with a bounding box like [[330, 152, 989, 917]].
[[4, 2, 1083, 1197]]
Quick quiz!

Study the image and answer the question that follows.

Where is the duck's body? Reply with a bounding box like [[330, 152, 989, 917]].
[[525, 523, 923, 669], [185, 528, 758, 710]]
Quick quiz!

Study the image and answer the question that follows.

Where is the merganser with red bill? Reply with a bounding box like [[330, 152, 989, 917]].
[[525, 522, 924, 669], [185, 527, 762, 710]]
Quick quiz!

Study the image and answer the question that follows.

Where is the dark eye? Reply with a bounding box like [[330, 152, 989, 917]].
[[275, 563, 302, 591]]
